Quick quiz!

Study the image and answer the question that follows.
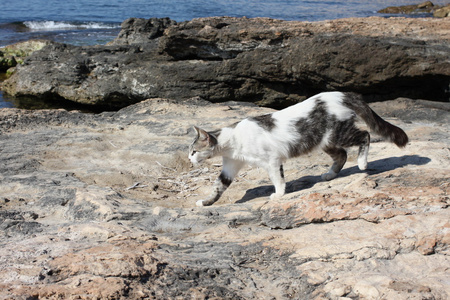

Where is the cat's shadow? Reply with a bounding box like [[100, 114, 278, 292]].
[[236, 155, 431, 203]]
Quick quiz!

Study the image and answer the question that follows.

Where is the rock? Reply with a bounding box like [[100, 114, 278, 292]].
[[379, 1, 450, 18], [0, 40, 52, 72], [0, 55, 17, 72], [0, 97, 449, 299], [108, 17, 178, 45], [434, 5, 450, 18], [2, 17, 449, 109], [378, 1, 435, 14]]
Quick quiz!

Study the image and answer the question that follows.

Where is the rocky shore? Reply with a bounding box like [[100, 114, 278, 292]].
[[0, 15, 449, 299], [1, 16, 450, 109], [0, 96, 449, 299], [378, 1, 450, 18], [0, 40, 51, 77]]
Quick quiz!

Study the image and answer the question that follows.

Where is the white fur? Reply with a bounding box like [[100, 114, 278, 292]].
[[189, 152, 200, 165], [317, 92, 355, 121], [217, 96, 315, 164], [219, 122, 281, 167], [209, 93, 347, 200], [192, 91, 363, 205], [358, 144, 369, 170], [218, 92, 352, 164]]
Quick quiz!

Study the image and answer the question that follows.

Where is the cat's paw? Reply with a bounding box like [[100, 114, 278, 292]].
[[321, 171, 337, 181], [196, 199, 213, 207], [270, 193, 283, 201], [358, 159, 368, 170]]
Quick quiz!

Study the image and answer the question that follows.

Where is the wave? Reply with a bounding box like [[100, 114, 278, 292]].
[[0, 20, 121, 47], [23, 21, 120, 31]]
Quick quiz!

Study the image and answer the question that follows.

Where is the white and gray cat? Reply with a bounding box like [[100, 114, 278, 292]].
[[189, 92, 408, 207]]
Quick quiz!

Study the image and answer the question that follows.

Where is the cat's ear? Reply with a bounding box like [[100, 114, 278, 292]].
[[193, 126, 200, 135], [193, 126, 216, 146], [193, 126, 208, 141]]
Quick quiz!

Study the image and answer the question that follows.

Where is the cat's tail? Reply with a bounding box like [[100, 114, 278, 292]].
[[343, 93, 409, 147]]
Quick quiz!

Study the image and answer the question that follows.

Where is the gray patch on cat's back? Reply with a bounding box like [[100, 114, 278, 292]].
[[251, 114, 276, 131], [289, 99, 328, 157]]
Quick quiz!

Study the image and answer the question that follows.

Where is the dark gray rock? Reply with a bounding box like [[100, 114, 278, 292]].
[[109, 17, 178, 45], [2, 17, 449, 109]]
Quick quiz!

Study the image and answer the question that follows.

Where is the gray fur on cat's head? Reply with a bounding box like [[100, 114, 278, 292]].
[[189, 126, 218, 165]]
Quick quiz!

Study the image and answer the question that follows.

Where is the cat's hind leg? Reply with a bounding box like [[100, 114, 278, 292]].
[[357, 131, 370, 170], [322, 147, 347, 181], [196, 158, 244, 207]]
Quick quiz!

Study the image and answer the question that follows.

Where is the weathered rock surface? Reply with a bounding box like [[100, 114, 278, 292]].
[[434, 4, 450, 18], [0, 97, 448, 299], [378, 1, 450, 18], [2, 17, 450, 109], [378, 1, 436, 14], [0, 40, 52, 73], [110, 17, 178, 45]]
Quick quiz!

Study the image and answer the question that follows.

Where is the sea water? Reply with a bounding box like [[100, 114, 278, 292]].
[[2, 0, 446, 47], [0, 0, 446, 108]]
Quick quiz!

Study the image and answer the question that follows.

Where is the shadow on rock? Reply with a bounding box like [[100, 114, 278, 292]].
[[341, 155, 431, 177], [237, 155, 431, 203]]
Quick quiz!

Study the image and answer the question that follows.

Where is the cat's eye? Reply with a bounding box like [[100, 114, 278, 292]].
[[191, 150, 197, 155]]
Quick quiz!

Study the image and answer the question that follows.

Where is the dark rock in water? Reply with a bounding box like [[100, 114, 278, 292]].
[[0, 55, 17, 72], [378, 1, 450, 18], [0, 40, 51, 72], [378, 1, 435, 14], [1, 17, 450, 109], [109, 17, 178, 45]]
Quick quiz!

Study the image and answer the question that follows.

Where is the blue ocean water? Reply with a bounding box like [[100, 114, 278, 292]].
[[0, 0, 446, 108], [2, 0, 447, 47]]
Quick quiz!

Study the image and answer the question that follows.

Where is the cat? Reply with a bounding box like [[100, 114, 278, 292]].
[[189, 91, 408, 207]]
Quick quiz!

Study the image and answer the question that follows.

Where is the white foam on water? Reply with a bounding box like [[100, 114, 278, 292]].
[[23, 21, 119, 31]]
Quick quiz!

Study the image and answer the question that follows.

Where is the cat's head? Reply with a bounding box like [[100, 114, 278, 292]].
[[189, 126, 218, 165]]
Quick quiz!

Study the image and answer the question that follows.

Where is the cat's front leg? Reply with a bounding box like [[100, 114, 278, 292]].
[[196, 173, 232, 206], [268, 164, 286, 201], [196, 158, 244, 207]]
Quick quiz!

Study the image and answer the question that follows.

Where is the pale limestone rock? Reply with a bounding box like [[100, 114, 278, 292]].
[[0, 98, 448, 299]]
